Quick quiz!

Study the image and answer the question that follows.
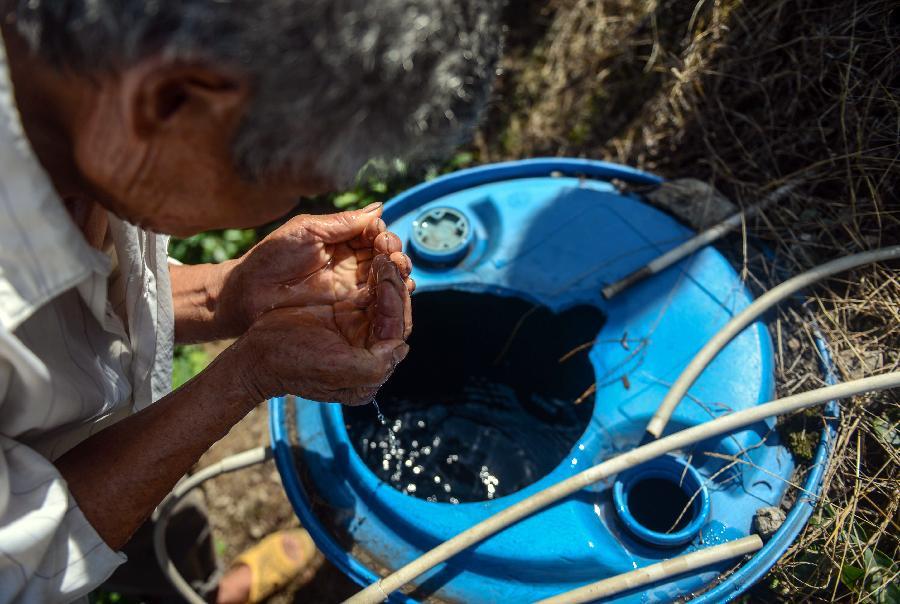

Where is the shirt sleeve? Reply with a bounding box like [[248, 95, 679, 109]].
[[0, 365, 126, 603]]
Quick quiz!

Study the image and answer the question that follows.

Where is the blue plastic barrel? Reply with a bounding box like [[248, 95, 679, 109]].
[[269, 159, 837, 603]]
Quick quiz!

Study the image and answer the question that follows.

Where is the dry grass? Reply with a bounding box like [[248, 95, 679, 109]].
[[473, 0, 898, 601]]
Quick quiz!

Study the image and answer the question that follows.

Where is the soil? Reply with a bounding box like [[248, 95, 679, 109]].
[[195, 345, 358, 603]]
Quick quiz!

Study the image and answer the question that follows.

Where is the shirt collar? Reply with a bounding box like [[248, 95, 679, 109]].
[[0, 32, 110, 331]]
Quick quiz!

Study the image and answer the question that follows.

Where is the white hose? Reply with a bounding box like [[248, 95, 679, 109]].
[[645, 245, 900, 438], [152, 446, 272, 604], [344, 372, 900, 604], [535, 535, 764, 604]]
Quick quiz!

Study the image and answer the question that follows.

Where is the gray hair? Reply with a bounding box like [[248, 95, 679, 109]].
[[7, 1, 502, 184]]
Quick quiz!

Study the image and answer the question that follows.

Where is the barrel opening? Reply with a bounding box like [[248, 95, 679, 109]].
[[627, 476, 696, 533], [344, 290, 605, 503], [613, 455, 711, 547]]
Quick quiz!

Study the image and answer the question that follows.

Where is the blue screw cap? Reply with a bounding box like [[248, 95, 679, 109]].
[[409, 206, 473, 265]]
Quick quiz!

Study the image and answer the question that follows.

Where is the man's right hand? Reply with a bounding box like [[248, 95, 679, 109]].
[[56, 246, 412, 555], [225, 253, 412, 405], [56, 254, 411, 551]]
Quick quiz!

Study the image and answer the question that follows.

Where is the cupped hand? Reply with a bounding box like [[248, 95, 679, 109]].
[[218, 203, 415, 335], [230, 254, 412, 405]]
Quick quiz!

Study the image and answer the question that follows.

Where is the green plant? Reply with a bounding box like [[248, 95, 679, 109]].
[[329, 151, 477, 211], [172, 345, 210, 389], [169, 229, 257, 265], [89, 591, 138, 604], [840, 546, 899, 603]]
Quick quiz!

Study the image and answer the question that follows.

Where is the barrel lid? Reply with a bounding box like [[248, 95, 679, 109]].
[[409, 206, 473, 265]]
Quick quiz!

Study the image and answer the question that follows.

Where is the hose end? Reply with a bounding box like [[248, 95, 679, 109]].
[[645, 417, 665, 439]]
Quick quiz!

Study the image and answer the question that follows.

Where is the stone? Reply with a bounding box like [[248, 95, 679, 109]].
[[643, 178, 738, 230], [752, 506, 787, 541]]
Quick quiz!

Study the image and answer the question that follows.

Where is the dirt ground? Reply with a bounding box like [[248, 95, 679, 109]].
[[195, 399, 359, 604]]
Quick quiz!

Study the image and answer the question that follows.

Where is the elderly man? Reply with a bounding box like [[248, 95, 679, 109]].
[[0, 1, 500, 602]]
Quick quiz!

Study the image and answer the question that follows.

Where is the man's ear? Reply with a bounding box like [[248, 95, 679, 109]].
[[69, 57, 251, 219], [122, 59, 249, 139]]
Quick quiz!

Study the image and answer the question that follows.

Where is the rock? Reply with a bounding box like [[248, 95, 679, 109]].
[[752, 506, 786, 541], [642, 178, 738, 230]]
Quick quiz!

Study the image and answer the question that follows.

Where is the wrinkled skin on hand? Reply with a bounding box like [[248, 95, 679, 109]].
[[219, 203, 415, 333], [234, 254, 412, 405], [219, 204, 414, 406]]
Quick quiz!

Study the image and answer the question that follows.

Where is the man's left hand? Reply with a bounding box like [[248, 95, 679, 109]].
[[216, 202, 414, 336]]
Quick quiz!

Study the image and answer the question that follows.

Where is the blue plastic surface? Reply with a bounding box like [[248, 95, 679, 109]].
[[613, 455, 711, 548], [269, 159, 834, 603]]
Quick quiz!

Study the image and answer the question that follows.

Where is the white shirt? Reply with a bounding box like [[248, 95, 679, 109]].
[[0, 38, 174, 602]]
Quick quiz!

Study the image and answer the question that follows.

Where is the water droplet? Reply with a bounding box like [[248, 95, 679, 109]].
[[355, 372, 595, 504], [372, 400, 387, 425]]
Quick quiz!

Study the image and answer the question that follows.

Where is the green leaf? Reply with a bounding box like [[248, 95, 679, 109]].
[[880, 581, 900, 604], [169, 229, 257, 264], [844, 548, 900, 603], [841, 564, 865, 589], [172, 345, 210, 389], [872, 415, 900, 446], [333, 191, 362, 208], [450, 151, 474, 167]]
